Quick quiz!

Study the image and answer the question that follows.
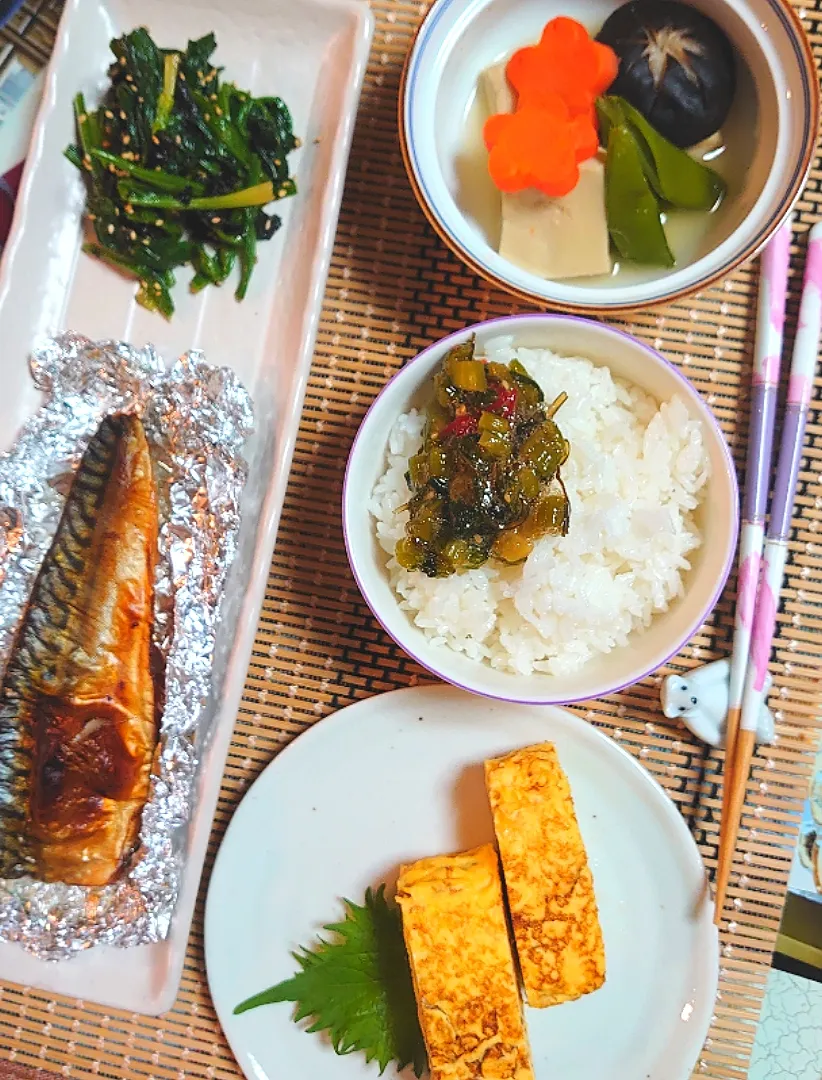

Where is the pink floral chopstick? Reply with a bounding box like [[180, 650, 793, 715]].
[[715, 221, 822, 922], [724, 217, 793, 776], [742, 223, 822, 713]]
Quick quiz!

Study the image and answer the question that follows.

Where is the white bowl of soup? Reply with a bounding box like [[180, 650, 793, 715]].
[[399, 0, 818, 312]]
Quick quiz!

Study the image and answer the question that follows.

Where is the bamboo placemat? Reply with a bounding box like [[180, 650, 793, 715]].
[[1, 1, 821, 1078]]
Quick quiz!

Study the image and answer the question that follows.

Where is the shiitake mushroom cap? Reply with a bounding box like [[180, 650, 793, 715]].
[[596, 0, 736, 148]]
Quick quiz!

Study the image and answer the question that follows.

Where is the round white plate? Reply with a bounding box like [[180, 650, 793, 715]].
[[205, 685, 718, 1080]]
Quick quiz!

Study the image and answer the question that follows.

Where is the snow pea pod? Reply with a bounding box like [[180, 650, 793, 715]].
[[604, 124, 674, 267], [614, 98, 726, 211]]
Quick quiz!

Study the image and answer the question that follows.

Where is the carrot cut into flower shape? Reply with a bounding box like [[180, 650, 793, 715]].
[[506, 16, 617, 113], [591, 41, 619, 95], [506, 45, 595, 117], [484, 16, 617, 199], [484, 106, 580, 198], [571, 114, 599, 163]]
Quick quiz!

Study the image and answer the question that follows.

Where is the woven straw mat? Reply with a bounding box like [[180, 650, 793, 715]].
[[1, 1, 822, 1078]]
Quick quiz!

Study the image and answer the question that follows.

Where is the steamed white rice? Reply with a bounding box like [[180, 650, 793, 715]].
[[369, 339, 710, 677]]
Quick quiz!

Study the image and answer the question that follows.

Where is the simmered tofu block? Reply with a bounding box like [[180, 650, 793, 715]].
[[479, 61, 612, 279], [479, 61, 516, 116], [498, 163, 611, 279]]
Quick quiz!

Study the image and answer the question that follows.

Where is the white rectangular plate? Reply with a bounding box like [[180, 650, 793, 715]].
[[0, 0, 372, 1014]]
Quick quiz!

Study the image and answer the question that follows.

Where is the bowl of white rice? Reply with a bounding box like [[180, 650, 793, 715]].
[[343, 314, 738, 704]]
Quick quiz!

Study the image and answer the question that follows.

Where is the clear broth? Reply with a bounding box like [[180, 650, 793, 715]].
[[454, 62, 758, 289]]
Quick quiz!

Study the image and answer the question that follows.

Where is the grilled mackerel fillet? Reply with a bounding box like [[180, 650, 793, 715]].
[[0, 415, 158, 886]]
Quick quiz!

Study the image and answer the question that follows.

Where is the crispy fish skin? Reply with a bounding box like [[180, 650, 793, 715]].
[[485, 743, 606, 1008], [396, 844, 535, 1080], [0, 415, 158, 886]]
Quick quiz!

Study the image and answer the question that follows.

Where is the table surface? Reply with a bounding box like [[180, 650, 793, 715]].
[[0, 2, 821, 1079]]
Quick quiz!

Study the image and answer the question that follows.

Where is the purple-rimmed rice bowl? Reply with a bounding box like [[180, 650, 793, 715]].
[[343, 314, 738, 705]]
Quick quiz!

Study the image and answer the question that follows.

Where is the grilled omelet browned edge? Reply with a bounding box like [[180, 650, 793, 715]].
[[485, 743, 605, 1008], [396, 844, 535, 1080], [0, 415, 158, 886]]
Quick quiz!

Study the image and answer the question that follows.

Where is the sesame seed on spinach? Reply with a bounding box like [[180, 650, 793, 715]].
[[65, 27, 298, 318]]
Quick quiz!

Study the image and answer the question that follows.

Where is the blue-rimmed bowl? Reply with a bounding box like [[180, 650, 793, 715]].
[[343, 315, 739, 706], [399, 0, 818, 313]]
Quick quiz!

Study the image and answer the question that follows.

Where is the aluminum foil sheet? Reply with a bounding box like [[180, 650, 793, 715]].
[[0, 332, 253, 959]]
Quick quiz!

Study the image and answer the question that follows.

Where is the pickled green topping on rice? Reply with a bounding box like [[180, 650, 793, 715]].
[[370, 342, 710, 677], [396, 340, 571, 578]]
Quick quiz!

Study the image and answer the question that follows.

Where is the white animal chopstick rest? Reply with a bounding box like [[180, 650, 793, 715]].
[[661, 659, 775, 748]]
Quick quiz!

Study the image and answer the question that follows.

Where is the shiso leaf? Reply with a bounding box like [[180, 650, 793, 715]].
[[234, 885, 427, 1078]]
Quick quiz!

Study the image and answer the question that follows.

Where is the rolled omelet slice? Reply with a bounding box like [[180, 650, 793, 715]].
[[395, 844, 534, 1080], [485, 743, 605, 1008]]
